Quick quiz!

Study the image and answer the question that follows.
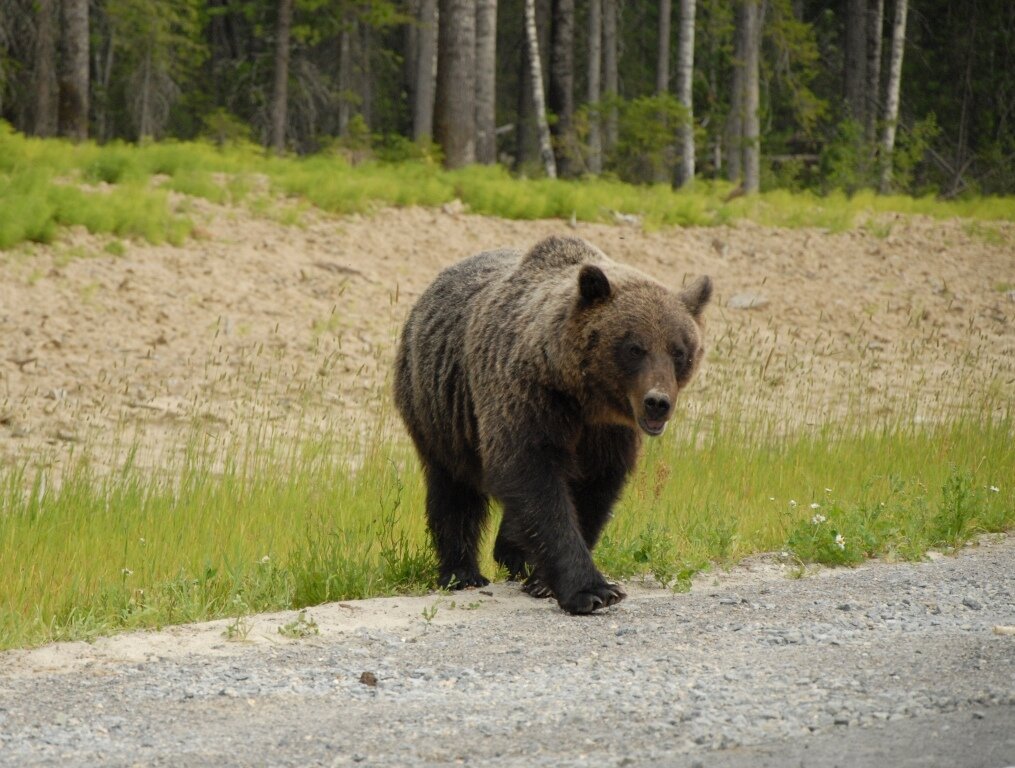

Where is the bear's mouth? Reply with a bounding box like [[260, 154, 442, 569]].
[[638, 417, 668, 436]]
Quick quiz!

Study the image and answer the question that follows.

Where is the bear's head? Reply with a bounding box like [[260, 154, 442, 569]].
[[569, 263, 712, 437]]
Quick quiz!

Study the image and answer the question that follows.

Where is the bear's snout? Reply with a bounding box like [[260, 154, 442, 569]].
[[643, 391, 671, 421], [638, 389, 673, 436]]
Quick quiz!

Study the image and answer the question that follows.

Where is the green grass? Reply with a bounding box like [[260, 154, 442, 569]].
[[2, 399, 1011, 651], [2, 122, 1014, 251]]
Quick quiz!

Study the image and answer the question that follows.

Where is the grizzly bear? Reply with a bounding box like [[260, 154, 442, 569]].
[[394, 236, 711, 614]]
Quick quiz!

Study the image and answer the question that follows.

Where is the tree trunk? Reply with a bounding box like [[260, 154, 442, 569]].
[[139, 47, 153, 140], [865, 0, 884, 144], [270, 0, 293, 154], [59, 0, 90, 140], [435, 0, 477, 168], [32, 0, 58, 137], [742, 0, 760, 194], [726, 1, 744, 182], [516, 31, 537, 168], [587, 0, 602, 174], [475, 0, 497, 163], [657, 0, 671, 95], [549, 0, 575, 176], [844, 0, 867, 124], [602, 0, 618, 152], [338, 20, 353, 136], [359, 22, 373, 129], [674, 0, 696, 187], [879, 0, 908, 193], [413, 0, 438, 142], [525, 0, 557, 178]]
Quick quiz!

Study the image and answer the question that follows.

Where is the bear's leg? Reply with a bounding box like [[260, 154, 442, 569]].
[[492, 458, 624, 615], [573, 425, 639, 550], [424, 464, 491, 589], [492, 530, 528, 581]]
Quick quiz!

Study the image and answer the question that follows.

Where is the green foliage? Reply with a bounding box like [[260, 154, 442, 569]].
[[608, 94, 690, 184]]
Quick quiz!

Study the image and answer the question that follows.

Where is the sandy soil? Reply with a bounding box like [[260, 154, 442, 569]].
[[1, 200, 1013, 470]]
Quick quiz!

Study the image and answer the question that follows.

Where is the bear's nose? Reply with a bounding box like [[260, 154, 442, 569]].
[[643, 392, 671, 421]]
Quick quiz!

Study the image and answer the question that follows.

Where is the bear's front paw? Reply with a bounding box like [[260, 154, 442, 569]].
[[558, 582, 626, 615], [522, 575, 554, 599], [439, 569, 491, 590]]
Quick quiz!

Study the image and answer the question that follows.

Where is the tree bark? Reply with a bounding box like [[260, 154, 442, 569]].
[[59, 0, 90, 140], [674, 0, 696, 187], [549, 0, 575, 176], [879, 0, 908, 193], [726, 1, 745, 182], [435, 0, 477, 168], [742, 0, 761, 194], [338, 23, 353, 136], [270, 0, 293, 154], [587, 0, 603, 174], [602, 0, 618, 152], [32, 0, 58, 137], [475, 0, 497, 163], [413, 0, 438, 142], [844, 0, 868, 124], [525, 0, 557, 178], [359, 22, 373, 129], [865, 0, 884, 144], [657, 0, 671, 95]]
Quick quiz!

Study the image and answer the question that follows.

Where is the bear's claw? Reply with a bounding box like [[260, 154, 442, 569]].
[[522, 576, 554, 599], [559, 583, 626, 615]]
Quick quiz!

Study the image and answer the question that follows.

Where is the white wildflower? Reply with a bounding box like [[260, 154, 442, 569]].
[[810, 502, 821, 510], [989, 485, 1000, 493], [122, 568, 133, 576], [260, 555, 271, 565], [835, 533, 846, 550], [811, 514, 827, 525], [789, 500, 798, 508], [824, 488, 833, 494]]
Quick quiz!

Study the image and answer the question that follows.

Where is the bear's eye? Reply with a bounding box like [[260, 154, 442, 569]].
[[672, 348, 686, 363], [626, 342, 647, 360]]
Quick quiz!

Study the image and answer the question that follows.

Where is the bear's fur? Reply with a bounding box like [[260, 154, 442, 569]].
[[394, 236, 712, 614]]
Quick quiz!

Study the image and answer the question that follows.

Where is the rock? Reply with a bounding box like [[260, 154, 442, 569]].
[[359, 671, 378, 687], [727, 293, 769, 310], [962, 597, 983, 611]]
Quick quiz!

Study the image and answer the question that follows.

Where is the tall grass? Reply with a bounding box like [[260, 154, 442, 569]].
[[2, 396, 1010, 651], [2, 123, 1014, 251]]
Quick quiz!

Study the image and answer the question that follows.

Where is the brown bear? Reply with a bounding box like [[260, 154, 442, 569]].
[[393, 236, 711, 614]]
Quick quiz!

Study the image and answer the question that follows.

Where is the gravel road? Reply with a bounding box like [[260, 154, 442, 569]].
[[2, 537, 1014, 767]]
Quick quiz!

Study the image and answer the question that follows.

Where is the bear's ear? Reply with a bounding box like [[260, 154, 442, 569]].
[[679, 275, 713, 320], [578, 264, 612, 305]]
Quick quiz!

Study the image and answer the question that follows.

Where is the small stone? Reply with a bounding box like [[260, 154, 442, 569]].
[[837, 603, 852, 611], [359, 671, 378, 687], [962, 597, 983, 611], [727, 292, 769, 310]]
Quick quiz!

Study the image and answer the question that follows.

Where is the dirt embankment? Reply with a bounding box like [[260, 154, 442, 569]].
[[1, 201, 1013, 470]]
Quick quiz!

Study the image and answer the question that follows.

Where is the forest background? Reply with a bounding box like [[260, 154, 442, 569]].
[[2, 0, 1012, 197]]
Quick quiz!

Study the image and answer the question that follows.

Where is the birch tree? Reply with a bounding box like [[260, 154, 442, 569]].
[[475, 0, 497, 163], [587, 0, 603, 174], [524, 0, 556, 178], [674, 0, 696, 187], [879, 0, 908, 193]]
